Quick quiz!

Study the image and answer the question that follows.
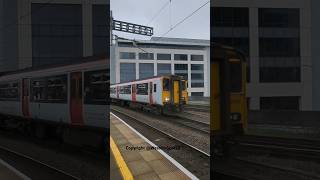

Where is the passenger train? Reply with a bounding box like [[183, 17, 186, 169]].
[[110, 75, 188, 113], [211, 43, 248, 154], [0, 58, 108, 149]]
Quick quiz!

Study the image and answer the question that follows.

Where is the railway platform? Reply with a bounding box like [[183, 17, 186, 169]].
[[0, 159, 30, 180], [110, 113, 197, 180]]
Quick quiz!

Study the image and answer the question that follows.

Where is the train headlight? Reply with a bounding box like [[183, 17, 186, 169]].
[[230, 113, 241, 121], [165, 97, 170, 102]]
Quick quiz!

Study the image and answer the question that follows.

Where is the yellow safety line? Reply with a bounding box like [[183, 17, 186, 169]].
[[110, 136, 134, 180]]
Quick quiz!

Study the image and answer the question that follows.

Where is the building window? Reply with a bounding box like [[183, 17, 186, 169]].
[[259, 38, 300, 57], [139, 53, 154, 60], [191, 92, 204, 97], [191, 55, 204, 61], [139, 63, 154, 79], [174, 64, 188, 80], [157, 53, 171, 60], [31, 4, 83, 67], [120, 52, 136, 59], [191, 64, 204, 87], [174, 54, 188, 61], [260, 67, 300, 82], [259, 8, 300, 28], [92, 5, 109, 56], [120, 63, 136, 83], [157, 64, 171, 76], [212, 7, 249, 27], [260, 96, 300, 110]]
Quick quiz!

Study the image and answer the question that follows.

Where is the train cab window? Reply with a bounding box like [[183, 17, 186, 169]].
[[0, 82, 20, 101], [154, 84, 157, 92], [136, 83, 148, 95], [84, 70, 108, 105], [163, 78, 170, 91], [229, 59, 242, 93]]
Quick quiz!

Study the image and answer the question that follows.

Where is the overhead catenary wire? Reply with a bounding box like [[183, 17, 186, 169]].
[[132, 0, 170, 41], [146, 0, 171, 26], [115, 0, 209, 53], [153, 0, 209, 42]]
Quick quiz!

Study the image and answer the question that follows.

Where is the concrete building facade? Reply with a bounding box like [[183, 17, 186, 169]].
[[110, 37, 210, 97], [211, 0, 320, 111], [0, 0, 108, 73]]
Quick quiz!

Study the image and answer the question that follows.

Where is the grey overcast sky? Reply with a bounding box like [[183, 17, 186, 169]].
[[110, 0, 210, 40]]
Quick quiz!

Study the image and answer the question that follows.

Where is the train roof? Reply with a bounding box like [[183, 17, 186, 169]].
[[0, 56, 109, 81], [211, 42, 246, 61], [0, 55, 109, 77], [110, 75, 185, 86]]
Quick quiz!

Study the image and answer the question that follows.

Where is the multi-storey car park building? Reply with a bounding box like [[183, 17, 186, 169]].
[[0, 0, 109, 72], [212, 0, 320, 111], [110, 37, 210, 97]]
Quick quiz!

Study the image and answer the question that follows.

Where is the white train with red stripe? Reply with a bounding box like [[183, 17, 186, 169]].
[[0, 58, 108, 149], [110, 75, 188, 112]]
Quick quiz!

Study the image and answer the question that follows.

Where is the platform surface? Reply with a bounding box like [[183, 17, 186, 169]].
[[110, 113, 197, 180], [0, 159, 30, 180]]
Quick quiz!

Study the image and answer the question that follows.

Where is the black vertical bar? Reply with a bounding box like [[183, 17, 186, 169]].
[[220, 52, 231, 134]]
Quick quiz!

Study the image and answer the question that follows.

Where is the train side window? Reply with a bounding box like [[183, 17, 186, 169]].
[[31, 79, 47, 102], [110, 87, 116, 94], [136, 83, 148, 95], [119, 85, 131, 94], [163, 78, 170, 91], [0, 82, 20, 101], [154, 84, 157, 92], [47, 75, 67, 102], [84, 70, 109, 105]]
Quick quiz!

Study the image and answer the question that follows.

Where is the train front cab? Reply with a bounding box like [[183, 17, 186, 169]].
[[162, 75, 187, 112], [211, 44, 247, 154]]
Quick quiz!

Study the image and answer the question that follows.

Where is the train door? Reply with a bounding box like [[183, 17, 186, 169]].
[[22, 78, 31, 118], [149, 82, 153, 104], [116, 86, 119, 99], [173, 80, 179, 104], [70, 72, 84, 125], [132, 85, 136, 102]]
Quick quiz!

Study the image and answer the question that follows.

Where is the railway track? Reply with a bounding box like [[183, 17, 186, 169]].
[[111, 108, 210, 179], [234, 135, 320, 160], [112, 104, 210, 134], [234, 156, 320, 180], [184, 104, 210, 113], [165, 113, 210, 134], [0, 145, 80, 180]]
